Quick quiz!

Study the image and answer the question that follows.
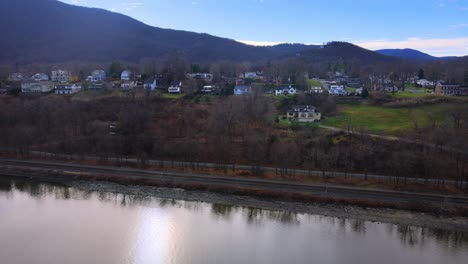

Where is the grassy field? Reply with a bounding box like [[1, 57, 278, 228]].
[[388, 90, 433, 98], [322, 102, 464, 135], [307, 79, 322, 87]]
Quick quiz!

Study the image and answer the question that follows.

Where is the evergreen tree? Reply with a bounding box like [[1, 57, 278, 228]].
[[418, 68, 425, 80]]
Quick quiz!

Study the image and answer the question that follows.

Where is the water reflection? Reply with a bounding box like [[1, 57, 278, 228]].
[[0, 176, 467, 264]]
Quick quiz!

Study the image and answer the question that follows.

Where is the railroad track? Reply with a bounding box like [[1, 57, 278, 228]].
[[1, 159, 467, 207]]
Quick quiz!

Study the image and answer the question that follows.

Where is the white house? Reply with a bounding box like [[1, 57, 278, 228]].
[[287, 105, 321, 122], [121, 81, 135, 90], [329, 85, 347, 96], [416, 79, 434, 88], [51, 70, 71, 82], [87, 70, 106, 82], [385, 86, 399, 93], [31, 73, 49, 81], [144, 78, 157, 90], [186, 73, 213, 82], [168, 82, 182, 93], [309, 86, 323, 94], [21, 81, 54, 94], [275, 85, 297, 96], [55, 84, 82, 95], [121, 70, 132, 81]]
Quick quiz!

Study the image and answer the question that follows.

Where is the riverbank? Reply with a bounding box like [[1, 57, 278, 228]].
[[2, 170, 467, 232]]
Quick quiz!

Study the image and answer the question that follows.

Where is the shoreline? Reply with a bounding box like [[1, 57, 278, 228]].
[[3, 172, 468, 232]]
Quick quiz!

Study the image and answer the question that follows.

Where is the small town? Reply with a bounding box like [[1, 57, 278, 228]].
[[1, 65, 467, 124]]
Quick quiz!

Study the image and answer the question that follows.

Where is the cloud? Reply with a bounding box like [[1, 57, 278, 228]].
[[450, 23, 468, 29]]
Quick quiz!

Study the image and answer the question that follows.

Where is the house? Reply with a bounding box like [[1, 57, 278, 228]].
[[329, 85, 347, 96], [55, 84, 82, 95], [121, 70, 132, 81], [385, 86, 399, 93], [8, 73, 24, 82], [31, 73, 49, 81], [234, 85, 252, 95], [121, 81, 135, 90], [168, 82, 182, 93], [309, 86, 323, 94], [87, 70, 106, 82], [143, 78, 157, 90], [21, 80, 54, 94], [435, 83, 467, 96], [186, 73, 213, 82], [416, 79, 434, 88], [201, 85, 218, 94], [287, 105, 321, 122], [51, 70, 71, 82], [274, 85, 297, 96]]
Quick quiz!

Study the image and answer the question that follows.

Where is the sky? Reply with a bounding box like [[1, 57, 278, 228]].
[[61, 0, 468, 56]]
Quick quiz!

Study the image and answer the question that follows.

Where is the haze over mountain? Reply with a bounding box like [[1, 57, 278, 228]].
[[0, 0, 403, 65]]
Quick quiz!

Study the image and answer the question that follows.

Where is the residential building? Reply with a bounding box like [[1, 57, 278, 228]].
[[31, 73, 49, 81], [186, 73, 213, 82], [309, 86, 323, 94], [329, 85, 347, 96], [385, 86, 399, 93], [121, 70, 132, 81], [8, 73, 24, 82], [55, 84, 82, 95], [201, 85, 218, 94], [234, 85, 252, 95], [143, 78, 157, 90], [287, 105, 321, 122], [435, 83, 467, 96], [416, 79, 434, 88], [121, 81, 135, 90], [168, 82, 182, 93], [274, 85, 297, 96], [51, 70, 71, 82], [21, 81, 54, 94], [87, 70, 106, 82]]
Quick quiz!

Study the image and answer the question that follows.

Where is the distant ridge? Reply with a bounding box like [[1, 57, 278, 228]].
[[375, 49, 437, 61]]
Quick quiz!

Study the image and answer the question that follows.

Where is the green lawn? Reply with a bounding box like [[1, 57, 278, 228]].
[[160, 93, 185, 99], [387, 91, 431, 98], [322, 102, 463, 135], [307, 79, 322, 87], [345, 87, 356, 93]]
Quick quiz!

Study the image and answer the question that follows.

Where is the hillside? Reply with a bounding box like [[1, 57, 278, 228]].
[[0, 0, 313, 63], [375, 49, 437, 61], [299, 42, 398, 65], [0, 0, 401, 65]]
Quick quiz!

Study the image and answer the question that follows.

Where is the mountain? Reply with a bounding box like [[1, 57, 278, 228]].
[[300, 42, 398, 64], [0, 0, 394, 65], [0, 0, 314, 63], [375, 49, 437, 61]]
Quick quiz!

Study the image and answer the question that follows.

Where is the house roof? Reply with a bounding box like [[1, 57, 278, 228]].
[[288, 105, 318, 113]]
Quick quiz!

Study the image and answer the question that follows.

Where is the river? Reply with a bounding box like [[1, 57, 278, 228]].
[[0, 177, 467, 264]]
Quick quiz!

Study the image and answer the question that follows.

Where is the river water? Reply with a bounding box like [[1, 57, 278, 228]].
[[0, 177, 467, 264]]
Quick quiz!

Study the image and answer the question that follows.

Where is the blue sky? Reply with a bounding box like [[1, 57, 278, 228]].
[[62, 0, 468, 56]]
